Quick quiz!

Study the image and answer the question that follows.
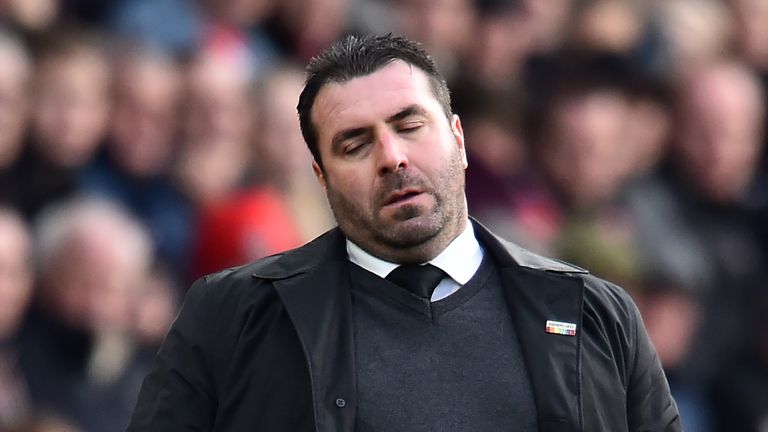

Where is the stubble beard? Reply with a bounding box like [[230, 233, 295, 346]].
[[325, 147, 467, 263]]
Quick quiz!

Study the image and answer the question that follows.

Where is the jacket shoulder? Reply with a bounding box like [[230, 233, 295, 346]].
[[199, 227, 344, 290], [471, 218, 589, 274], [577, 272, 639, 325]]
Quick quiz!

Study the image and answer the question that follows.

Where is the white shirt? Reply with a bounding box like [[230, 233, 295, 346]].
[[346, 221, 485, 301]]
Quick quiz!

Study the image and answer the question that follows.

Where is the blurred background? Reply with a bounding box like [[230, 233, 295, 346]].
[[0, 0, 766, 430]]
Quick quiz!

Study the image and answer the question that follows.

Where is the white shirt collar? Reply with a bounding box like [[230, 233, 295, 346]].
[[346, 220, 484, 285]]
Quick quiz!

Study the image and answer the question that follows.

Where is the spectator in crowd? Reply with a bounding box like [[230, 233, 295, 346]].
[[80, 43, 192, 279], [100, 45, 181, 180], [621, 77, 673, 183], [456, 0, 533, 94], [176, 40, 303, 278], [532, 56, 634, 214], [655, 0, 734, 78], [727, 0, 768, 156], [251, 65, 335, 242], [460, 88, 558, 253], [673, 60, 765, 206], [0, 28, 31, 171], [267, 0, 352, 62], [14, 28, 110, 220], [19, 198, 154, 432], [190, 188, 302, 279], [29, 29, 110, 173], [520, 0, 574, 54], [660, 59, 768, 382], [0, 208, 34, 428], [391, 0, 476, 81], [0, 28, 33, 209], [568, 0, 646, 56], [639, 278, 712, 432], [174, 37, 256, 206]]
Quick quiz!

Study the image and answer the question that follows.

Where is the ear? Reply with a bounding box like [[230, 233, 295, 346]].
[[312, 160, 327, 191], [451, 114, 468, 169]]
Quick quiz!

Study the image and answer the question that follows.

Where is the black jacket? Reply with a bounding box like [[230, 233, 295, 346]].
[[127, 222, 681, 431]]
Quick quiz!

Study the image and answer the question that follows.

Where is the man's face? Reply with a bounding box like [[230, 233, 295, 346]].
[[677, 65, 764, 203], [311, 60, 468, 263], [33, 55, 110, 167]]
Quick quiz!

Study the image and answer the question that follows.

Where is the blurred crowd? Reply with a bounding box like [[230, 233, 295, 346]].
[[0, 0, 766, 430]]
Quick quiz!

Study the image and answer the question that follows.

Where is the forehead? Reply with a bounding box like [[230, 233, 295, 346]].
[[311, 61, 438, 141]]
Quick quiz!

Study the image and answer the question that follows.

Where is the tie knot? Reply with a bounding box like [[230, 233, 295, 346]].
[[385, 263, 446, 299]]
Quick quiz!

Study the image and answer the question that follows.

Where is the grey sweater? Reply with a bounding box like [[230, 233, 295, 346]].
[[350, 256, 538, 431]]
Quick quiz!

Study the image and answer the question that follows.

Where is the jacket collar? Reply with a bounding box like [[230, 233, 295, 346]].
[[250, 228, 345, 279]]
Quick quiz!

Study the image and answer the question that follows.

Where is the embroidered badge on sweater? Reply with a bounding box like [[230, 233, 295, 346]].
[[545, 320, 577, 336]]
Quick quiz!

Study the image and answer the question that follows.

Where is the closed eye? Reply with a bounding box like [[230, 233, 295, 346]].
[[397, 123, 423, 134], [343, 140, 370, 155]]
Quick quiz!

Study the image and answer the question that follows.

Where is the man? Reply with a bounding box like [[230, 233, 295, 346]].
[[128, 35, 680, 431], [22, 198, 154, 432]]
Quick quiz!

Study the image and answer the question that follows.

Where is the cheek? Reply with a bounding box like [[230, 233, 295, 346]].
[[328, 162, 376, 192], [326, 170, 374, 209], [425, 143, 465, 180]]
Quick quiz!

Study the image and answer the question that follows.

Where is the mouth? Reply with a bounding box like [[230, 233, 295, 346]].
[[384, 189, 424, 206]]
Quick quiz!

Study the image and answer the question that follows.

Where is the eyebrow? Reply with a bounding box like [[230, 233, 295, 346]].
[[386, 105, 428, 123], [329, 105, 429, 153]]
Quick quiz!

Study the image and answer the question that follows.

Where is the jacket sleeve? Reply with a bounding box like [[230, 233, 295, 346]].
[[625, 295, 682, 432], [127, 277, 218, 431]]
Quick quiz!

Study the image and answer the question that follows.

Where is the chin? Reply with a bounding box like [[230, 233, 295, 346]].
[[379, 214, 444, 248], [389, 203, 426, 221]]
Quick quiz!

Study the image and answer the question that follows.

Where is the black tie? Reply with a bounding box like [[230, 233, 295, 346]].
[[385, 264, 447, 299]]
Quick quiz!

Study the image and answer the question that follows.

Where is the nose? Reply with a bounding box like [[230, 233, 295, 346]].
[[376, 130, 408, 176]]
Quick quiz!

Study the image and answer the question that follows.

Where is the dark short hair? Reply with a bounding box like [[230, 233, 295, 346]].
[[297, 34, 452, 168]]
